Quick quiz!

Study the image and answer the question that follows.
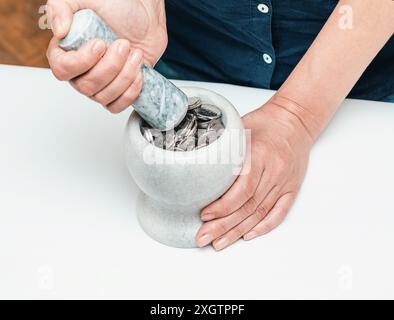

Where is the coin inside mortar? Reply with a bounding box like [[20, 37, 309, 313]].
[[193, 104, 222, 121], [140, 95, 225, 151], [187, 96, 202, 111]]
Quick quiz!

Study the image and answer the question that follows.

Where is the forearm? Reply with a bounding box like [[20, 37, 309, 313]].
[[272, 0, 394, 141]]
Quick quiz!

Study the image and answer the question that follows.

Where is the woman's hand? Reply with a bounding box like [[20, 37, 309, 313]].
[[195, 0, 394, 251], [196, 96, 315, 250], [46, 0, 167, 113]]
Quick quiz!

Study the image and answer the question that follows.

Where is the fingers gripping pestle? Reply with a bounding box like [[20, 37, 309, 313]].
[[59, 9, 188, 131]]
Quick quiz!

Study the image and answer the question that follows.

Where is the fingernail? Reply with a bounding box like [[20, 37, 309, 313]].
[[93, 40, 105, 54], [117, 40, 129, 55], [130, 49, 143, 64], [196, 234, 213, 248], [214, 238, 229, 251], [201, 213, 214, 221], [243, 231, 258, 241]]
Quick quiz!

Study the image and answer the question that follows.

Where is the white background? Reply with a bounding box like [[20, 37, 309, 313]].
[[0, 65, 393, 299]]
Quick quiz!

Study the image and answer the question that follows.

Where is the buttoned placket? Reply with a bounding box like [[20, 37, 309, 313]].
[[252, 0, 276, 88]]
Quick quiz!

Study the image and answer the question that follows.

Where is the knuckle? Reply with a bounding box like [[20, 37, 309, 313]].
[[119, 72, 134, 84], [79, 58, 92, 72], [242, 197, 258, 215], [255, 205, 268, 220], [213, 196, 228, 211], [215, 201, 230, 217], [123, 87, 139, 104], [242, 182, 255, 198], [51, 65, 67, 81], [231, 227, 243, 240], [96, 94, 110, 106], [91, 94, 103, 105], [121, 68, 141, 86], [210, 221, 228, 237], [74, 80, 94, 96], [106, 61, 121, 74], [68, 54, 90, 73]]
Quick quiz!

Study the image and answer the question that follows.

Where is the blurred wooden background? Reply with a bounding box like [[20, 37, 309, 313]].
[[0, 0, 51, 68]]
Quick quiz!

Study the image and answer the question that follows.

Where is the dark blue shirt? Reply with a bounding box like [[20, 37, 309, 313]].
[[156, 0, 393, 102]]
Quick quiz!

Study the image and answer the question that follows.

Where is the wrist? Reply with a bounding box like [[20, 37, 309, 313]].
[[267, 94, 324, 143]]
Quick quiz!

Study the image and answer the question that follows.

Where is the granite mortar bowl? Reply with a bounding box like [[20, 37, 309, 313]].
[[124, 87, 246, 248]]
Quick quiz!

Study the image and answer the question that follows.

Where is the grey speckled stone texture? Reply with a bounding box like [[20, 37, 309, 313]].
[[125, 87, 246, 248], [59, 9, 188, 131]]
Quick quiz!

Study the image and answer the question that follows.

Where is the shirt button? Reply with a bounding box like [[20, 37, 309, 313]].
[[257, 3, 269, 13], [263, 53, 272, 64]]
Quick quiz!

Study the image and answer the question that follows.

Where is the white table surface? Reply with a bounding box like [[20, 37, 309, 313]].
[[0, 64, 393, 299]]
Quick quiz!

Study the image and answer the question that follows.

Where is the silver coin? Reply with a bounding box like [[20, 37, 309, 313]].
[[176, 113, 197, 139], [187, 96, 202, 111], [142, 97, 225, 152], [207, 119, 225, 132], [194, 104, 222, 121], [188, 117, 198, 137], [142, 127, 154, 144], [177, 136, 196, 151], [164, 130, 177, 150], [198, 118, 224, 130], [197, 129, 219, 147], [197, 120, 212, 129], [151, 129, 165, 148]]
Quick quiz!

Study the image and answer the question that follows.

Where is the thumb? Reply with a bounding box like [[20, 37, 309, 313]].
[[47, 0, 97, 39], [47, 0, 74, 39]]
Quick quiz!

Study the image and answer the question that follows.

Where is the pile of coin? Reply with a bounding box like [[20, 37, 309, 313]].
[[141, 96, 225, 151]]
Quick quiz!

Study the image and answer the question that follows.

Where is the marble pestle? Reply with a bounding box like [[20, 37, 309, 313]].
[[59, 9, 188, 131]]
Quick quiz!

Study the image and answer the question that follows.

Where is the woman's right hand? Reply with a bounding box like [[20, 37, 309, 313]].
[[46, 0, 168, 113]]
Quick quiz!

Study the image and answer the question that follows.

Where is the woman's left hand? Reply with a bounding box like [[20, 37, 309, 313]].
[[195, 97, 315, 250]]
